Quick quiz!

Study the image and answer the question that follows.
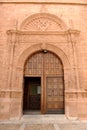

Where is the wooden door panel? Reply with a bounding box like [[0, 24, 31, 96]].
[[46, 77, 64, 111], [29, 94, 41, 110], [29, 78, 41, 110], [44, 52, 63, 76], [24, 52, 43, 76], [47, 102, 58, 109], [23, 77, 41, 111]]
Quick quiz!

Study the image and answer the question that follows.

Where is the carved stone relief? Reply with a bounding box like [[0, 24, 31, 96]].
[[20, 13, 67, 31]]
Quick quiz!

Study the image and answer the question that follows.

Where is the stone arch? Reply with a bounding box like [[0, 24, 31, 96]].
[[16, 43, 70, 117], [20, 13, 67, 31], [17, 43, 70, 70]]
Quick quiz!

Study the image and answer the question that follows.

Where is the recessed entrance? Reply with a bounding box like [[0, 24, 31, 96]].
[[23, 77, 41, 114], [23, 51, 65, 114]]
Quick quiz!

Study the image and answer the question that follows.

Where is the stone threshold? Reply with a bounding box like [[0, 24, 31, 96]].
[[0, 114, 83, 124]]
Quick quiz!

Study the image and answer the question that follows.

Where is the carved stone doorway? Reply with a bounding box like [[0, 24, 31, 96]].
[[23, 51, 65, 114]]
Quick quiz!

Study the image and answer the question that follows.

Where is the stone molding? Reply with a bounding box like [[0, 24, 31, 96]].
[[16, 43, 70, 69], [0, 0, 87, 5], [7, 29, 80, 45], [7, 29, 80, 35]]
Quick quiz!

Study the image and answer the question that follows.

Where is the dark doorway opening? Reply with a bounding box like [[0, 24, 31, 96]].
[[23, 77, 41, 114]]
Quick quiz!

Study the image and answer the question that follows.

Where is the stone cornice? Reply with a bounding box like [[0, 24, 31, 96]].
[[7, 30, 80, 35], [0, 1, 87, 5]]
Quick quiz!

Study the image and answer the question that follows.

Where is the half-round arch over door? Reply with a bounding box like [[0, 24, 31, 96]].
[[23, 51, 64, 114]]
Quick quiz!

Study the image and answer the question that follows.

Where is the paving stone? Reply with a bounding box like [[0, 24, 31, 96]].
[[0, 124, 20, 130], [0, 116, 87, 130], [24, 124, 55, 130], [77, 123, 87, 130], [58, 123, 78, 130]]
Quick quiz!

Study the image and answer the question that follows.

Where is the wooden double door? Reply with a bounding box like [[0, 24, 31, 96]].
[[23, 51, 64, 114]]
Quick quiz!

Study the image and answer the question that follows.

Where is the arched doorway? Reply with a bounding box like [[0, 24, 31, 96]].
[[23, 51, 65, 114]]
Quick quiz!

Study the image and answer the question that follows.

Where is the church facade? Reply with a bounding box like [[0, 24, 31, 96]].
[[0, 0, 87, 120]]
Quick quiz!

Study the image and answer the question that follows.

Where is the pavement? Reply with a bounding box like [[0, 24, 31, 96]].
[[0, 115, 87, 130]]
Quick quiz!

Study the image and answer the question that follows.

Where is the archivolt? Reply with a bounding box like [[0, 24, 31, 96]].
[[17, 43, 70, 70]]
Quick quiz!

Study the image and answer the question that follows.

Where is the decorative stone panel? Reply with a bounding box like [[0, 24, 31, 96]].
[[20, 13, 67, 31]]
